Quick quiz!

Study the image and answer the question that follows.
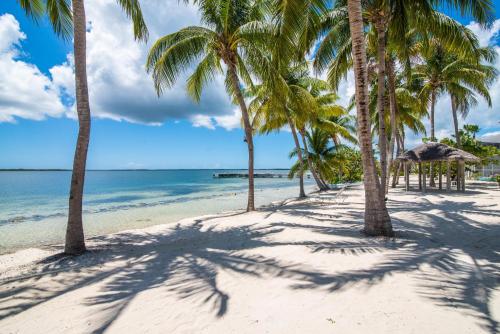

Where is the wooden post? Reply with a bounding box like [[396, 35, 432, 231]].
[[422, 162, 427, 193], [446, 160, 451, 191], [461, 160, 466, 192], [403, 162, 408, 191], [418, 162, 422, 190], [438, 161, 442, 190], [456, 160, 461, 191], [403, 161, 408, 191]]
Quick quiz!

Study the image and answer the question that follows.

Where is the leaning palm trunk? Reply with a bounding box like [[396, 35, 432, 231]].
[[429, 90, 436, 187], [375, 19, 388, 199], [451, 95, 465, 184], [227, 63, 255, 211], [331, 135, 343, 181], [347, 0, 393, 236], [300, 129, 328, 191], [451, 95, 462, 148], [391, 132, 402, 187], [65, 0, 89, 255], [286, 113, 306, 198], [386, 58, 398, 193]]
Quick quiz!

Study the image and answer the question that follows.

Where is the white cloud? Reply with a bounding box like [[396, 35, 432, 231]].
[[0, 14, 68, 123], [467, 20, 500, 47], [336, 70, 355, 109], [213, 108, 242, 130], [479, 131, 500, 143], [0, 2, 236, 127], [1, 6, 498, 136], [191, 114, 215, 129], [54, 0, 234, 125], [0, 13, 25, 52]]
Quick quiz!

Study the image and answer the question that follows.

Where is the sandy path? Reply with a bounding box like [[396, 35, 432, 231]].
[[0, 183, 499, 333]]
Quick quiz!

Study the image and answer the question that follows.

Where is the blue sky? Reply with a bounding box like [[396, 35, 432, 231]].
[[0, 0, 499, 169]]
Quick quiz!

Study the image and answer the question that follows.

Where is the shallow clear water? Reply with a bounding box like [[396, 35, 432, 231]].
[[0, 170, 314, 253]]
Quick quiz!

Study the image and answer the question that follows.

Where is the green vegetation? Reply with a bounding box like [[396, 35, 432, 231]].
[[441, 124, 500, 166]]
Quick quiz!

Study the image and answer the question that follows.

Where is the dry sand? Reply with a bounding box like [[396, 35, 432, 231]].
[[0, 182, 499, 333]]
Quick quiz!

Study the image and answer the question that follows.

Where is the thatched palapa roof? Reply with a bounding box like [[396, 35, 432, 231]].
[[396, 142, 480, 162]]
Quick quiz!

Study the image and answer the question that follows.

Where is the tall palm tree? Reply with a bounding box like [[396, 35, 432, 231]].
[[448, 48, 497, 148], [147, 0, 273, 211], [414, 42, 496, 184], [19, 0, 148, 255], [346, 0, 393, 236]]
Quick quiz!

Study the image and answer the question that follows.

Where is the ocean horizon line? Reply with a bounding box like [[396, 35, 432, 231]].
[[0, 168, 292, 172]]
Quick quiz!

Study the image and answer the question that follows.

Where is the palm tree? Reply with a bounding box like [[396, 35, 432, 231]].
[[248, 71, 309, 197], [448, 49, 497, 148], [387, 79, 427, 187], [299, 77, 349, 191], [323, 114, 356, 145], [249, 64, 342, 192], [346, 0, 393, 236], [147, 0, 274, 212], [19, 0, 148, 255], [414, 42, 497, 184], [289, 128, 339, 184]]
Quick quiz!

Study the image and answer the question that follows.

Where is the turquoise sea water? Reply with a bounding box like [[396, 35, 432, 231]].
[[0, 170, 314, 253]]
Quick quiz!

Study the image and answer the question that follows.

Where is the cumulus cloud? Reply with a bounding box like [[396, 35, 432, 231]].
[[0, 14, 68, 123], [1, 5, 498, 135], [479, 131, 500, 143], [214, 108, 242, 130], [57, 0, 236, 126], [0, 1, 240, 128], [467, 20, 500, 47]]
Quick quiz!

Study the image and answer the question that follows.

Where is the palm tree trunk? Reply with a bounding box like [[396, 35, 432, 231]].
[[227, 63, 255, 211], [386, 58, 398, 193], [429, 89, 436, 187], [451, 95, 461, 148], [319, 174, 328, 188], [331, 135, 340, 147], [286, 112, 306, 198], [331, 135, 343, 181], [65, 0, 89, 255], [397, 133, 405, 185], [300, 129, 327, 191], [401, 131, 405, 151], [347, 0, 393, 236], [375, 18, 388, 199], [391, 132, 402, 188]]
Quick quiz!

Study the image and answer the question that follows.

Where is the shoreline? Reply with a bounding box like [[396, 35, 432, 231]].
[[0, 181, 317, 255], [0, 186, 329, 284], [0, 183, 320, 259]]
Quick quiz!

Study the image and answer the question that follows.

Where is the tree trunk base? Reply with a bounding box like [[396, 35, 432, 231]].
[[64, 242, 86, 255], [363, 208, 394, 237]]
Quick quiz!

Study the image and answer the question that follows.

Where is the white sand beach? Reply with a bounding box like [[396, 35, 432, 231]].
[[0, 182, 499, 334]]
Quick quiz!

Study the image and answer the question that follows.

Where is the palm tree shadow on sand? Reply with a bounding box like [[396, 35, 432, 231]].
[[267, 194, 500, 334], [0, 191, 498, 334]]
